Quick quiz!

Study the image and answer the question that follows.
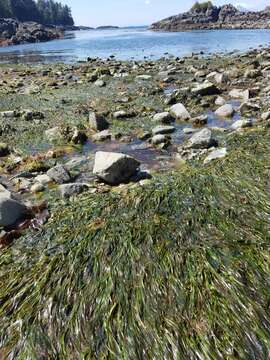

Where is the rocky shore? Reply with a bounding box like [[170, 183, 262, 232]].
[[0, 18, 64, 46], [0, 46, 270, 358], [150, 4, 270, 31]]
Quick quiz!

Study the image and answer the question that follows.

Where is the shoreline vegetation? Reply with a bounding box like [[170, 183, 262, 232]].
[[0, 41, 270, 357], [150, 2, 270, 31]]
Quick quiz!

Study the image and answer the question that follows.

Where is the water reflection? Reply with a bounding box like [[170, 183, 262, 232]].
[[0, 28, 270, 64]]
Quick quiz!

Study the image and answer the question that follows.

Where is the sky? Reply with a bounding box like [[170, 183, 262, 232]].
[[59, 0, 270, 27]]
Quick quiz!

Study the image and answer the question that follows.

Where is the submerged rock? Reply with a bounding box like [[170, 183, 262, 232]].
[[93, 151, 140, 185]]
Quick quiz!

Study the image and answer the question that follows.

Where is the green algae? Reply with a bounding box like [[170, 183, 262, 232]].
[[0, 128, 270, 358]]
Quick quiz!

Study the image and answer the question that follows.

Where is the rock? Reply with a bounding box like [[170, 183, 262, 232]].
[[244, 69, 261, 79], [93, 151, 140, 185], [231, 119, 252, 130], [0, 110, 17, 118], [204, 148, 227, 164], [45, 127, 63, 142], [229, 89, 249, 101], [0, 193, 28, 227], [92, 130, 112, 142], [187, 128, 217, 149], [47, 165, 71, 184], [0, 143, 10, 157], [152, 134, 168, 145], [153, 112, 174, 123], [214, 72, 229, 84], [30, 183, 45, 193], [136, 75, 152, 80], [152, 125, 175, 135], [58, 183, 89, 198], [191, 82, 220, 96], [71, 129, 88, 144], [113, 110, 128, 119], [239, 102, 260, 114], [94, 80, 106, 87], [150, 4, 270, 31], [0, 184, 11, 198], [215, 96, 226, 106], [192, 115, 208, 126], [261, 111, 270, 121], [170, 103, 191, 120], [215, 104, 235, 117], [35, 174, 52, 185], [89, 112, 109, 132]]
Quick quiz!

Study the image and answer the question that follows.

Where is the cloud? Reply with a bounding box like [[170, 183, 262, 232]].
[[145, 0, 151, 5]]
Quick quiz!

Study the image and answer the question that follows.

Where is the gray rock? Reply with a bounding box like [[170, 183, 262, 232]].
[[204, 148, 227, 164], [35, 174, 52, 185], [45, 127, 63, 142], [95, 80, 106, 87], [89, 112, 109, 132], [113, 110, 128, 119], [191, 82, 220, 96], [30, 183, 45, 193], [261, 111, 270, 121], [215, 104, 234, 117], [59, 183, 89, 198], [93, 151, 140, 185], [153, 112, 174, 123], [0, 193, 28, 227], [0, 110, 17, 119], [152, 125, 175, 135], [231, 119, 252, 130], [152, 134, 167, 145], [187, 128, 217, 149], [170, 103, 191, 120], [215, 96, 226, 106], [229, 89, 249, 101], [47, 165, 71, 184], [92, 130, 112, 142]]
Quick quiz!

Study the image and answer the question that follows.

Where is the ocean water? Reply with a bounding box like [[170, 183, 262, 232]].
[[1, 27, 270, 64]]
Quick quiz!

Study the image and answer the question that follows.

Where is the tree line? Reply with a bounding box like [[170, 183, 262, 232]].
[[0, 0, 74, 26]]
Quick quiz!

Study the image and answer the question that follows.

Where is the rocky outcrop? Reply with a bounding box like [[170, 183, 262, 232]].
[[150, 5, 270, 31], [0, 18, 63, 46]]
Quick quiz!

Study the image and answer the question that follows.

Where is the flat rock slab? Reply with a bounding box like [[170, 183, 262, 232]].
[[152, 125, 176, 135], [93, 151, 140, 185]]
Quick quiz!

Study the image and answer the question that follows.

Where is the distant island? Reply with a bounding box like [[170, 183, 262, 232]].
[[150, 2, 270, 31], [0, 0, 74, 46], [96, 26, 119, 30]]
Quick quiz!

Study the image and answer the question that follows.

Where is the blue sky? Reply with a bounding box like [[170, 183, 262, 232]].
[[59, 0, 269, 27]]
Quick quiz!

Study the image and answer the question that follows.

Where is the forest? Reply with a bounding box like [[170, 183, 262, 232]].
[[0, 0, 74, 26]]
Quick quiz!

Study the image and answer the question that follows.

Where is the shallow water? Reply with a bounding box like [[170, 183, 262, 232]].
[[1, 27, 270, 63]]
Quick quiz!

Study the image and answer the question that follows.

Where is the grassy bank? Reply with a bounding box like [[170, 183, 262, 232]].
[[0, 126, 270, 358]]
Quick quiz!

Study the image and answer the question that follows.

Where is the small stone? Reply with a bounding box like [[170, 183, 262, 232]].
[[35, 174, 52, 185], [170, 103, 191, 120], [187, 128, 217, 149], [47, 165, 71, 184], [215, 104, 234, 118], [95, 80, 106, 87], [113, 110, 128, 119], [261, 111, 270, 121], [153, 112, 174, 123], [215, 96, 226, 106], [152, 134, 167, 145], [231, 119, 252, 130], [0, 193, 28, 227], [89, 112, 109, 132], [92, 130, 112, 142], [152, 125, 175, 135], [31, 183, 45, 193], [59, 183, 89, 198], [204, 148, 227, 164]]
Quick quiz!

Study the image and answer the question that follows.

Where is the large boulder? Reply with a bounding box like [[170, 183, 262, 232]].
[[0, 193, 28, 227], [93, 151, 140, 185]]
